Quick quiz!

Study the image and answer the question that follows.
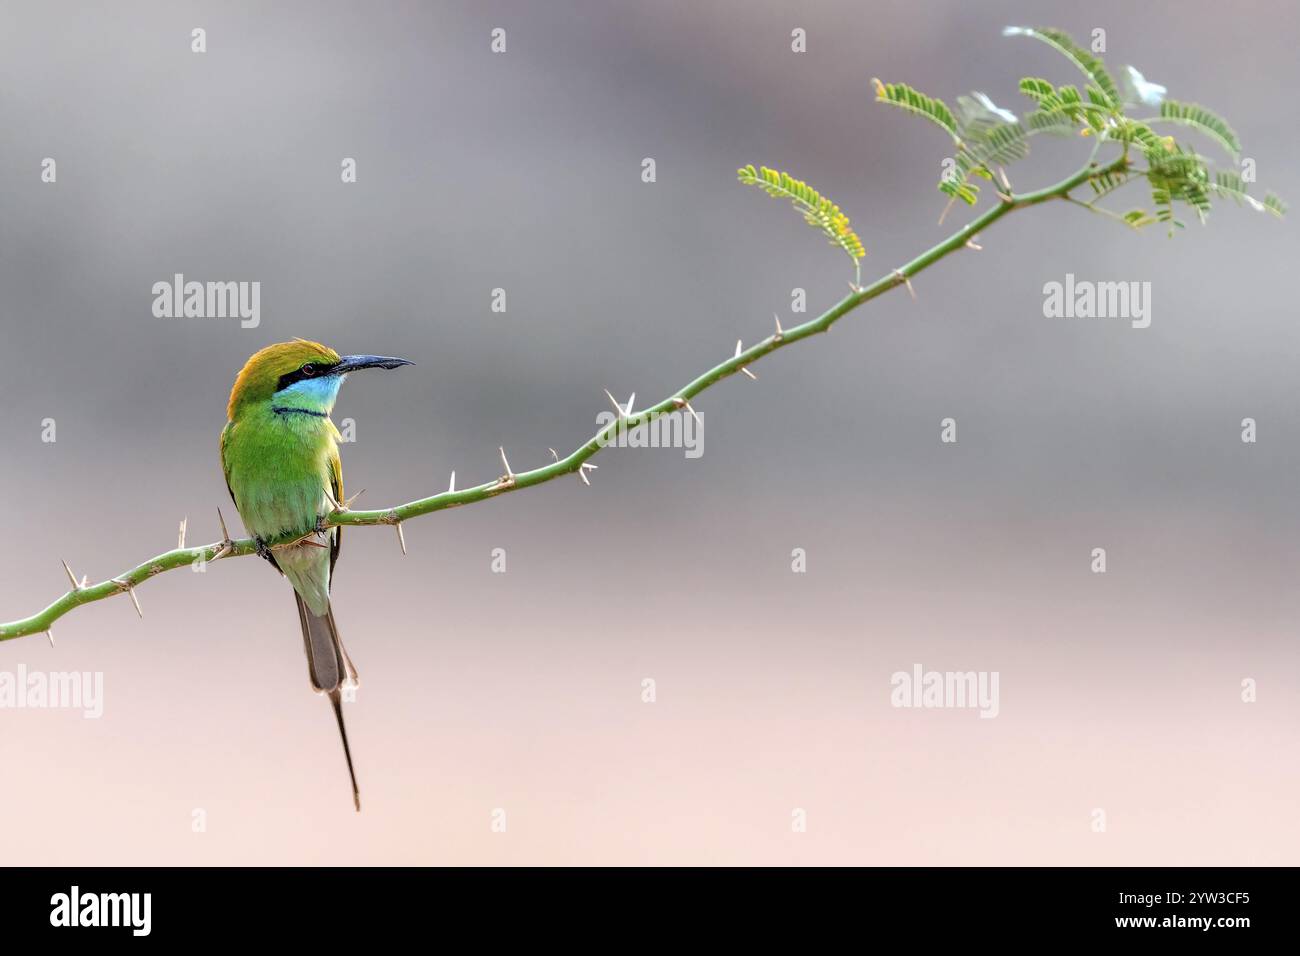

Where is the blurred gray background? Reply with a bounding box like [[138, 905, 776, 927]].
[[1, 0, 1298, 864]]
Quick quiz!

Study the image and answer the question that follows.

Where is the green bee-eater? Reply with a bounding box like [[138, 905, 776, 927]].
[[220, 339, 413, 811]]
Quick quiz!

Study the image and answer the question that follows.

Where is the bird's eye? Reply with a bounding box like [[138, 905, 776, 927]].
[[301, 364, 316, 376]]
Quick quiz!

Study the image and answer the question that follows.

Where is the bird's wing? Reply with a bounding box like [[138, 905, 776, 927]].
[[328, 445, 343, 583], [219, 422, 236, 504], [220, 419, 281, 573]]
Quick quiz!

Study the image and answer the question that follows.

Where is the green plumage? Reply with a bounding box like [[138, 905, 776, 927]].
[[219, 339, 412, 812], [221, 406, 340, 615]]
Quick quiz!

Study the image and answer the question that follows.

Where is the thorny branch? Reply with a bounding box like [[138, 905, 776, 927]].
[[0, 152, 1131, 642]]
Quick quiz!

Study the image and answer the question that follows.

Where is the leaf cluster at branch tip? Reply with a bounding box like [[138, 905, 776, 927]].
[[866, 26, 1283, 234], [737, 164, 866, 277]]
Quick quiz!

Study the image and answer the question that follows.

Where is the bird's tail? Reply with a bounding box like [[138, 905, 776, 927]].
[[294, 593, 361, 811]]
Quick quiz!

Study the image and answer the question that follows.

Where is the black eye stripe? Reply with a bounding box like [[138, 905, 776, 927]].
[[276, 362, 337, 391]]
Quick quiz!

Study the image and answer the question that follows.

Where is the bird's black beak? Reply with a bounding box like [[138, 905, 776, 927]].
[[332, 354, 415, 374]]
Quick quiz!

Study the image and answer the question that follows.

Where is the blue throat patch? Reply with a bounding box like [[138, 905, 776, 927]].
[[274, 374, 345, 413]]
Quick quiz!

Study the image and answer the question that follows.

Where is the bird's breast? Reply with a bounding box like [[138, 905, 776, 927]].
[[223, 409, 339, 541]]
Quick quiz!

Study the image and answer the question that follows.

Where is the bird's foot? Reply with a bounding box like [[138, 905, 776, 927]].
[[254, 536, 275, 561], [315, 514, 330, 535]]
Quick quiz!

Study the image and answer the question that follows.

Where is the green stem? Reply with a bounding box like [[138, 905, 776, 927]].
[[0, 152, 1129, 642], [1063, 195, 1139, 228]]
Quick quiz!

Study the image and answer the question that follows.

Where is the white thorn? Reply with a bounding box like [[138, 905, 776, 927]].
[[548, 448, 560, 462], [966, 235, 983, 251], [395, 522, 407, 556], [735, 340, 757, 380], [216, 507, 232, 544], [61, 560, 83, 590], [673, 397, 702, 425], [45, 628, 54, 648], [498, 446, 514, 478], [893, 269, 916, 300], [448, 470, 456, 493], [604, 389, 634, 418], [128, 587, 143, 619], [579, 468, 591, 486], [848, 281, 863, 293], [773, 313, 784, 337], [178, 517, 187, 550]]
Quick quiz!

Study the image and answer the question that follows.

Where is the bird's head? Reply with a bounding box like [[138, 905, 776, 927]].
[[227, 339, 413, 420]]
